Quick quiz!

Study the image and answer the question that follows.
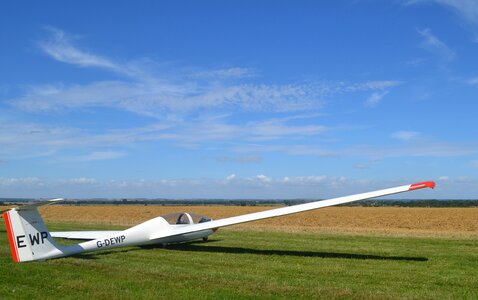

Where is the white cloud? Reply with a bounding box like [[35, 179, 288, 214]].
[[471, 160, 478, 168], [225, 174, 236, 181], [365, 91, 389, 107], [162, 115, 329, 145], [39, 27, 130, 75], [216, 156, 262, 164], [0, 114, 331, 160], [0, 177, 42, 186], [70, 177, 97, 184], [391, 131, 421, 141], [438, 0, 478, 23], [0, 175, 463, 199], [192, 67, 256, 79], [0, 110, 430, 163], [353, 159, 382, 170], [10, 79, 401, 117], [231, 140, 478, 159], [467, 77, 478, 85], [61, 151, 127, 162], [7, 27, 404, 118], [353, 163, 369, 169], [407, 0, 478, 24], [405, 57, 428, 66], [416, 28, 455, 61], [280, 175, 328, 184], [231, 144, 338, 157], [0, 122, 78, 158], [10, 80, 329, 116], [25, 28, 325, 114], [255, 174, 272, 183], [246, 119, 327, 140], [358, 81, 402, 90], [0, 121, 111, 158], [0, 27, 416, 165]]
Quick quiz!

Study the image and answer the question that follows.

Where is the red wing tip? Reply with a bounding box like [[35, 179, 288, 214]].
[[409, 181, 436, 190]]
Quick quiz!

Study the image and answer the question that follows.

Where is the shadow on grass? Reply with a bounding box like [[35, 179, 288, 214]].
[[69, 240, 222, 260], [165, 242, 428, 262], [66, 239, 427, 262], [71, 248, 135, 260]]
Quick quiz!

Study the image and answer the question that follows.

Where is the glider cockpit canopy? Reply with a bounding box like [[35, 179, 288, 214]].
[[161, 212, 212, 225]]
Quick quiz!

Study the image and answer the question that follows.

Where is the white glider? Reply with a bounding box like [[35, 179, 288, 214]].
[[3, 181, 435, 262]]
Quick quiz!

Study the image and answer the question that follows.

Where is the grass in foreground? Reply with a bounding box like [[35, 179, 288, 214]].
[[0, 222, 477, 299]]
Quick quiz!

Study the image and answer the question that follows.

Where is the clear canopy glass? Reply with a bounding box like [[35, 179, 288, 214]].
[[161, 212, 212, 225]]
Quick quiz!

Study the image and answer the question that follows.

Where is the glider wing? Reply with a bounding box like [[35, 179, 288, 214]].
[[150, 181, 435, 240]]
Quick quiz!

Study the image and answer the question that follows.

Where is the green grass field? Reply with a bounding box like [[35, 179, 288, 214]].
[[0, 222, 477, 299]]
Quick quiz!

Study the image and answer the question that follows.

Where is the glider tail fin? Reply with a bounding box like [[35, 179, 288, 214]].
[[3, 199, 64, 262]]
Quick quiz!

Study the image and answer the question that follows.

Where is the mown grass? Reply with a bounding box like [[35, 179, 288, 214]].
[[0, 222, 477, 299]]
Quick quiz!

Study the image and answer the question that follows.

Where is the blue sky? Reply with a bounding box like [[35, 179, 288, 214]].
[[1, 0, 478, 199]]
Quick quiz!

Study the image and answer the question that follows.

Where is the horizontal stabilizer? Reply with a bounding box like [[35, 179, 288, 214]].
[[16, 198, 64, 211]]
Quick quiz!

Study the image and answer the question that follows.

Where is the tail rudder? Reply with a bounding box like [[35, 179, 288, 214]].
[[3, 199, 64, 262]]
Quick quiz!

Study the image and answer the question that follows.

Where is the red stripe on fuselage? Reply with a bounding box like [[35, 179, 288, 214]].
[[3, 211, 20, 263]]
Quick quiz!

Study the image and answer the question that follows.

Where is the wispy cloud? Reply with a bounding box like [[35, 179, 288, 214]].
[[215, 156, 262, 164], [405, 57, 428, 67], [0, 122, 78, 156], [471, 160, 478, 168], [0, 175, 468, 199], [69, 177, 98, 184], [353, 159, 382, 170], [365, 91, 389, 107], [2, 117, 476, 164], [0, 121, 168, 159], [390, 131, 421, 141], [353, 142, 477, 158], [417, 28, 455, 61], [192, 67, 256, 79], [60, 151, 127, 163], [0, 114, 331, 160], [9, 80, 401, 117], [407, 0, 478, 24], [7, 27, 403, 118], [355, 81, 402, 90], [467, 77, 478, 85], [1, 27, 410, 166], [39, 27, 131, 75], [231, 140, 478, 159], [225, 174, 236, 181]]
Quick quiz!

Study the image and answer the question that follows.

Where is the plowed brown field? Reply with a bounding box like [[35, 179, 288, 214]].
[[8, 205, 475, 238]]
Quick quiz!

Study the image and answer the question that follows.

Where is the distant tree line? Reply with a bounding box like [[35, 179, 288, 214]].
[[1, 199, 477, 208], [346, 199, 478, 208]]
